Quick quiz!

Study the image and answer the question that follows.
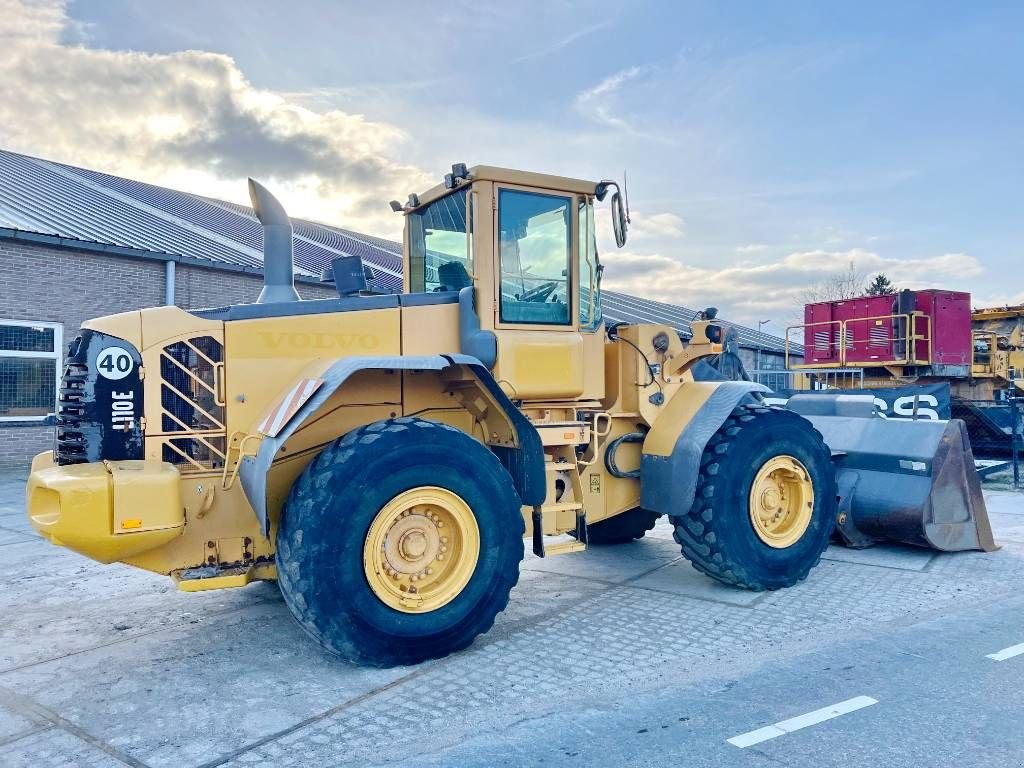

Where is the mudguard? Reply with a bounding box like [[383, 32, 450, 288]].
[[239, 354, 545, 535], [640, 381, 769, 517]]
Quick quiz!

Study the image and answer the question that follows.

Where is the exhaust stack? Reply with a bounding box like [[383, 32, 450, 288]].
[[248, 178, 300, 304]]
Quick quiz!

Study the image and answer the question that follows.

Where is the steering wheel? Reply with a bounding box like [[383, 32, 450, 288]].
[[518, 281, 558, 303]]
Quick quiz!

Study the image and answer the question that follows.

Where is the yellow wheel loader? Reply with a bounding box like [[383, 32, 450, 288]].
[[25, 164, 993, 666]]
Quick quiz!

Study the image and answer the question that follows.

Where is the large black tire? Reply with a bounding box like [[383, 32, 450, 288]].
[[578, 507, 660, 545], [670, 404, 836, 591], [276, 417, 524, 667]]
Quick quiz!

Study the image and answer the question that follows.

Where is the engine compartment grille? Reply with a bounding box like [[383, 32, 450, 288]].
[[54, 357, 87, 465], [158, 336, 227, 471]]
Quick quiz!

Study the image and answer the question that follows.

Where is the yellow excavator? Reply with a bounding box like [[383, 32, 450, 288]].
[[25, 164, 993, 666]]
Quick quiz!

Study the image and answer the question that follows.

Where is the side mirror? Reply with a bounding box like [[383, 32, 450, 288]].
[[611, 191, 628, 248]]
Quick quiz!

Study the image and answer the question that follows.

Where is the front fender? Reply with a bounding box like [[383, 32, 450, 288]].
[[239, 354, 544, 535], [640, 381, 768, 516]]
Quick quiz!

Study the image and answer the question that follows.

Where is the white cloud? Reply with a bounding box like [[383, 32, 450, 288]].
[[574, 66, 651, 136], [735, 243, 770, 254], [512, 20, 612, 64], [0, 1, 999, 330], [628, 212, 686, 240], [600, 240, 985, 326], [0, 0, 430, 236]]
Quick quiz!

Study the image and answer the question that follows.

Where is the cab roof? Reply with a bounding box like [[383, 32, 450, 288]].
[[413, 165, 600, 208]]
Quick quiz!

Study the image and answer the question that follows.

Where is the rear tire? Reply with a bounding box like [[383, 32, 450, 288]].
[[578, 506, 660, 545], [670, 404, 836, 590], [276, 417, 524, 667]]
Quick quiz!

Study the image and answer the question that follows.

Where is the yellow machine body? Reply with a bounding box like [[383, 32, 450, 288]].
[[23, 166, 737, 587]]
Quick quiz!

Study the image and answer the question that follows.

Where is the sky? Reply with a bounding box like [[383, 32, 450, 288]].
[[0, 0, 1021, 329]]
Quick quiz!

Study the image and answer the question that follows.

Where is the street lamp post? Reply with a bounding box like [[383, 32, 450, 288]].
[[756, 320, 770, 373]]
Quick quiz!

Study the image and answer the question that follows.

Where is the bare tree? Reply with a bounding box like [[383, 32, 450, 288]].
[[799, 261, 866, 304], [789, 261, 867, 326]]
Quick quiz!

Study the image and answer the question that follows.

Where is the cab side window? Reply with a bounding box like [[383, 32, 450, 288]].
[[578, 198, 602, 330], [408, 188, 472, 293], [498, 189, 572, 325]]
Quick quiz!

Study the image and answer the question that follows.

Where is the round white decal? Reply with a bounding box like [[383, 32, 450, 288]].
[[95, 346, 135, 380]]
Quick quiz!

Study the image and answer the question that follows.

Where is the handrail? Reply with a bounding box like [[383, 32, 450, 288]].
[[785, 319, 843, 369], [787, 312, 932, 369], [972, 330, 999, 374]]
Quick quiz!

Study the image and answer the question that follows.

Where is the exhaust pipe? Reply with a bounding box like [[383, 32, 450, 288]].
[[248, 178, 299, 304]]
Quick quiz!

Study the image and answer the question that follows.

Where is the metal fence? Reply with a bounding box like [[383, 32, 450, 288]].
[[953, 397, 1022, 487], [749, 368, 865, 392]]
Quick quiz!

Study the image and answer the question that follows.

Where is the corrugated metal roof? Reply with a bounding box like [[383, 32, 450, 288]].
[[0, 148, 794, 353]]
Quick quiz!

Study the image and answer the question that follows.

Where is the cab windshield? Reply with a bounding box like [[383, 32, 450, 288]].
[[408, 188, 472, 293]]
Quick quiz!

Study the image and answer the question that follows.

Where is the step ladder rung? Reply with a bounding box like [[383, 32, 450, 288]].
[[540, 502, 583, 514], [542, 540, 586, 557], [545, 462, 577, 472]]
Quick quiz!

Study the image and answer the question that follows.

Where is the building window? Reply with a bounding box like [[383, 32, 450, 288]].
[[758, 352, 787, 371], [0, 320, 63, 422]]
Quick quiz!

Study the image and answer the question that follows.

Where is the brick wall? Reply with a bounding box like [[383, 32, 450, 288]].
[[175, 263, 337, 308], [0, 425, 51, 467], [0, 240, 166, 336], [0, 240, 338, 465]]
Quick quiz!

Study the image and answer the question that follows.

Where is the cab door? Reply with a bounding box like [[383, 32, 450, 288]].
[[490, 184, 584, 401]]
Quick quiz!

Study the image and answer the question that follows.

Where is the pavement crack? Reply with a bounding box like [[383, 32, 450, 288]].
[[196, 557, 680, 768], [0, 685, 151, 767], [0, 722, 55, 747], [0, 596, 279, 675]]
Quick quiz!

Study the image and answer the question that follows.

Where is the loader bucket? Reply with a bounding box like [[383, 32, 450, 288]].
[[787, 394, 997, 553]]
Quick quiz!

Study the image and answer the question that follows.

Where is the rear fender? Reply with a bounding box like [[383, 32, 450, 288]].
[[239, 354, 544, 535], [640, 381, 769, 516]]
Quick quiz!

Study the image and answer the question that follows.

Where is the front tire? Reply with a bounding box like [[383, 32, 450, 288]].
[[276, 417, 525, 667], [670, 404, 836, 590]]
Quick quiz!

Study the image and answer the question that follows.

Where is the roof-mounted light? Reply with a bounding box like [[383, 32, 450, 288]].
[[443, 162, 472, 189]]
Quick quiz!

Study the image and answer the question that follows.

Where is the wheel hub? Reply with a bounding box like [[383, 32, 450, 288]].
[[748, 455, 814, 549], [384, 515, 439, 574], [364, 487, 480, 613]]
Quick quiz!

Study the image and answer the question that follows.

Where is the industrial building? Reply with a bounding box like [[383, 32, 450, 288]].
[[0, 148, 793, 463]]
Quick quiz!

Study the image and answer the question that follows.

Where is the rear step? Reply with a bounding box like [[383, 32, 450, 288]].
[[532, 506, 588, 557], [171, 562, 277, 592]]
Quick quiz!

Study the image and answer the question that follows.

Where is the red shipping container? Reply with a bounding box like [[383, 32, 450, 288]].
[[802, 290, 971, 368]]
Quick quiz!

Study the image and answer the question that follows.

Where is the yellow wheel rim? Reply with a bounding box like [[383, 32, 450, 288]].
[[363, 486, 480, 613], [748, 455, 815, 549]]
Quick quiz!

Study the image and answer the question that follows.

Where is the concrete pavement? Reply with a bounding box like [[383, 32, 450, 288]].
[[1, 466, 1022, 767]]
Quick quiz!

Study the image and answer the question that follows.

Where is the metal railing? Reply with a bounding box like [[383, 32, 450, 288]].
[[749, 368, 865, 392], [952, 396, 1022, 487], [1015, 397, 1021, 489], [972, 330, 999, 376], [786, 312, 932, 370]]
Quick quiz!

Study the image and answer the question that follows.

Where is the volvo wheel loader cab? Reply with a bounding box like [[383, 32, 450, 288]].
[[28, 163, 920, 667]]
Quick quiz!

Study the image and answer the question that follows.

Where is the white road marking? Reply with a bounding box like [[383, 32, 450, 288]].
[[727, 696, 879, 748], [986, 643, 1024, 662]]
